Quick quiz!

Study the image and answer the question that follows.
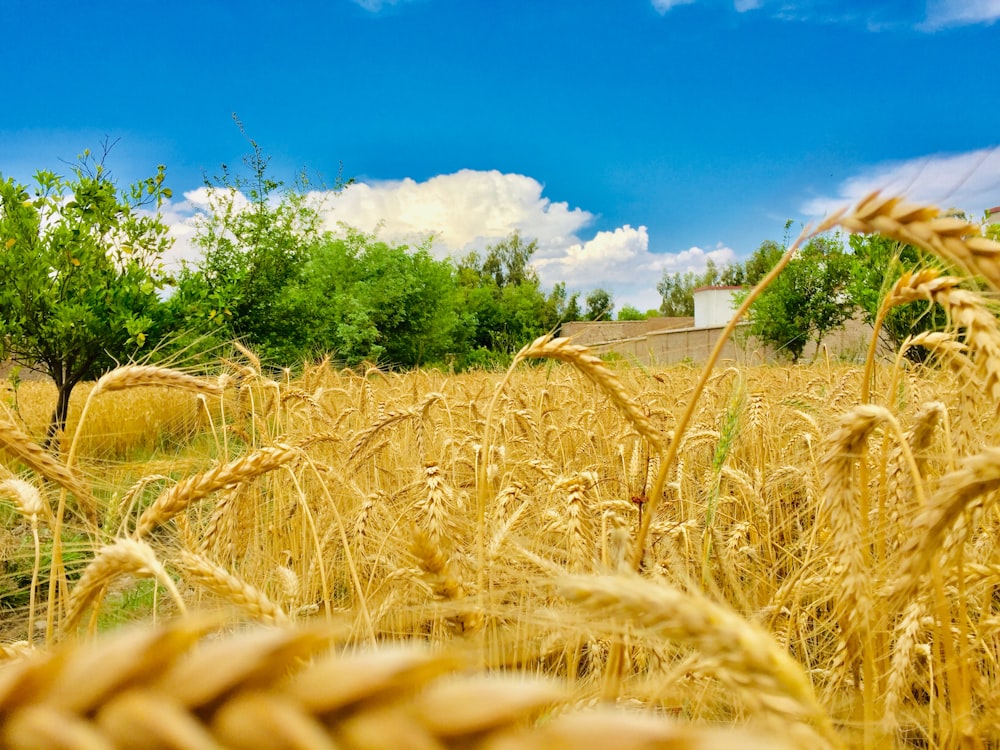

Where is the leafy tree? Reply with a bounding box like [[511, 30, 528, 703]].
[[481, 230, 537, 287], [0, 147, 172, 442], [657, 258, 743, 317], [617, 305, 647, 321], [302, 230, 463, 367], [743, 234, 855, 362], [540, 281, 583, 332], [847, 234, 948, 362], [455, 233, 553, 357], [165, 117, 346, 364], [584, 288, 614, 320]]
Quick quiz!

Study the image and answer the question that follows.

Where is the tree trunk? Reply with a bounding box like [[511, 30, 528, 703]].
[[44, 380, 76, 451]]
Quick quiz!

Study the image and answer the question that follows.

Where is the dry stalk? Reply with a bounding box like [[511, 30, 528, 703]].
[[837, 191, 1000, 291], [0, 416, 96, 518], [89, 365, 223, 399], [891, 445, 1000, 601], [519, 334, 663, 452]]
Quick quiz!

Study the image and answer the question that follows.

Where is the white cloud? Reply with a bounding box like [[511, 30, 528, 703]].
[[734, 0, 762, 11], [801, 146, 1000, 221], [323, 169, 594, 257], [651, 0, 698, 14], [922, 0, 1000, 29], [157, 169, 741, 311], [349, 0, 413, 12]]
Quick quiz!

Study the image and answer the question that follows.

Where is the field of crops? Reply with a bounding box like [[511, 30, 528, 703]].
[[2, 193, 1000, 749]]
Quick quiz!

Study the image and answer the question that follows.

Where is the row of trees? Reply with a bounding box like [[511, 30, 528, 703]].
[[654, 223, 968, 363], [0, 144, 616, 437], [3, 136, 992, 437]]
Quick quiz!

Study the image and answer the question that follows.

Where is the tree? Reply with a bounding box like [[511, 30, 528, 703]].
[[165, 117, 347, 364], [455, 233, 552, 358], [617, 305, 646, 321], [657, 258, 743, 317], [585, 288, 614, 320], [0, 148, 172, 442], [302, 229, 463, 367], [743, 234, 855, 362], [847, 234, 948, 362]]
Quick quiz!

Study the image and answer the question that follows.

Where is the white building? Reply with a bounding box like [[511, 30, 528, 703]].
[[693, 286, 742, 328]]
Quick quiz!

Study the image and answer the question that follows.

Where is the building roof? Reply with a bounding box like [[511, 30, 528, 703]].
[[692, 285, 744, 294]]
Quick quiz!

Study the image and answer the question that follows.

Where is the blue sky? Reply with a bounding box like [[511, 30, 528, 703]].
[[2, 0, 998, 311]]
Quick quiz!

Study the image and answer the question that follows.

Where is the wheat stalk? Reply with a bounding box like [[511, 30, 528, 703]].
[[837, 191, 1000, 290], [90, 365, 223, 399], [560, 573, 841, 746], [0, 416, 96, 519], [520, 335, 663, 452], [890, 445, 1000, 602]]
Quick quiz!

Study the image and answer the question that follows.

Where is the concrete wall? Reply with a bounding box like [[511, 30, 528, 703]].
[[560, 317, 694, 346], [579, 315, 874, 367]]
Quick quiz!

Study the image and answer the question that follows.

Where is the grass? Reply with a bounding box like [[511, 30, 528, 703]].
[[0, 190, 998, 747]]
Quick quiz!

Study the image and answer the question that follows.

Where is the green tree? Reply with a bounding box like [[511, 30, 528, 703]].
[[743, 234, 855, 362], [302, 230, 463, 367], [455, 233, 551, 358], [0, 148, 172, 442], [584, 288, 614, 320], [617, 305, 646, 321], [165, 117, 347, 364], [847, 234, 948, 362], [657, 258, 742, 317]]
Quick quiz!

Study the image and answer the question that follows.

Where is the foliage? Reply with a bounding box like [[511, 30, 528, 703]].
[[617, 305, 647, 321], [584, 288, 614, 320], [847, 234, 949, 362], [455, 232, 582, 359], [0, 147, 172, 440], [656, 258, 743, 317], [164, 120, 341, 365], [742, 235, 855, 362], [302, 229, 464, 367]]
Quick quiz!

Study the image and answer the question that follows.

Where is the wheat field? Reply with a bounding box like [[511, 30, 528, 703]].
[[1, 192, 1000, 748]]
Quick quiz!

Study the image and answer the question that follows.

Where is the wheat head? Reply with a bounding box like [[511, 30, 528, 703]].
[[0, 621, 797, 749]]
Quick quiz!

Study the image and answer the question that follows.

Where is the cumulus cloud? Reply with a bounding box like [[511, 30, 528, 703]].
[[801, 146, 1000, 220], [537, 228, 737, 312], [922, 0, 1000, 29], [321, 170, 592, 258], [157, 169, 741, 311]]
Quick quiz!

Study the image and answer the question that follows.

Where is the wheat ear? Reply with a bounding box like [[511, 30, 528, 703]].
[[0, 416, 96, 518], [0, 478, 48, 644], [559, 574, 840, 746], [519, 334, 663, 451], [175, 549, 289, 626], [62, 539, 186, 634], [891, 446, 1000, 601], [837, 191, 1000, 291], [135, 444, 300, 537], [0, 621, 795, 749]]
